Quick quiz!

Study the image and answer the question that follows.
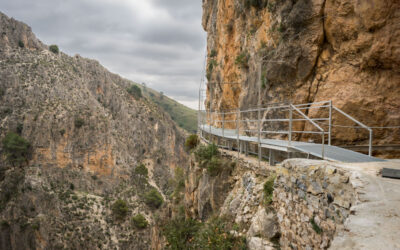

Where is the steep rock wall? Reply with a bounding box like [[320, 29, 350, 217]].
[[202, 0, 400, 149], [0, 12, 187, 249]]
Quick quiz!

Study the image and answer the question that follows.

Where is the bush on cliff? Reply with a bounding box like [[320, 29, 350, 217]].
[[162, 216, 247, 250], [2, 132, 31, 166], [49, 45, 59, 54], [184, 134, 199, 151], [194, 143, 219, 163], [74, 117, 85, 128], [235, 52, 249, 68], [135, 164, 148, 178], [162, 216, 200, 249], [127, 85, 142, 99], [111, 199, 129, 220], [144, 188, 163, 209], [263, 175, 276, 205], [131, 214, 148, 229]]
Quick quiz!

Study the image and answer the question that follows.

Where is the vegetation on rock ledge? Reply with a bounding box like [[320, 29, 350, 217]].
[[185, 134, 199, 151], [2, 132, 31, 166], [111, 199, 129, 220], [131, 214, 148, 229]]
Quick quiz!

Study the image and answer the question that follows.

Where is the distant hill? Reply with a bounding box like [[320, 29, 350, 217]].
[[136, 84, 198, 134]]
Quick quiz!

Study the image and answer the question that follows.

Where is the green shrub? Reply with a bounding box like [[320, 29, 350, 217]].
[[194, 143, 219, 163], [263, 175, 275, 205], [18, 40, 24, 48], [206, 156, 222, 177], [135, 164, 148, 177], [0, 88, 4, 97], [193, 217, 247, 249], [2, 132, 31, 166], [209, 49, 217, 58], [131, 214, 148, 229], [206, 59, 218, 81], [49, 45, 59, 54], [235, 52, 249, 68], [127, 85, 142, 99], [144, 188, 163, 209], [310, 217, 322, 234], [16, 123, 23, 135], [184, 134, 199, 151], [111, 199, 129, 220], [74, 118, 84, 128], [162, 217, 201, 250]]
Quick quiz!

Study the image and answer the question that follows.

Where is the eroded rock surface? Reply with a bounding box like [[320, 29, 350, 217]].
[[202, 0, 400, 153]]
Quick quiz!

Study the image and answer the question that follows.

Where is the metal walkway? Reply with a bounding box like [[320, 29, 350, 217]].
[[197, 101, 386, 164], [200, 125, 384, 163]]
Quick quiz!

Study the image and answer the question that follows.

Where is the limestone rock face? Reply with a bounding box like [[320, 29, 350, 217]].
[[0, 12, 187, 249], [202, 0, 400, 154]]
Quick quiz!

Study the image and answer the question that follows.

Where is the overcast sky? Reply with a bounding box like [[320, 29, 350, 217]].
[[0, 0, 206, 109]]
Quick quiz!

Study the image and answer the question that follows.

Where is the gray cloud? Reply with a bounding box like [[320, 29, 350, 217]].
[[0, 0, 206, 109]]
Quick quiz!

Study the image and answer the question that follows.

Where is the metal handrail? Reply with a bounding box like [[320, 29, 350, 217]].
[[290, 104, 325, 158], [333, 106, 373, 156], [198, 100, 374, 161]]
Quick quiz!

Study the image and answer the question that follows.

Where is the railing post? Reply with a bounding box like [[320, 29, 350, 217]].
[[369, 129, 373, 156], [258, 106, 261, 167], [289, 104, 293, 146], [237, 108, 240, 159], [322, 132, 325, 159], [222, 112, 225, 138], [328, 100, 332, 146]]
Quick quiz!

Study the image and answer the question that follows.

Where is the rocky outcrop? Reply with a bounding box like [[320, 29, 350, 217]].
[[184, 148, 279, 249], [0, 12, 187, 249], [202, 0, 400, 151]]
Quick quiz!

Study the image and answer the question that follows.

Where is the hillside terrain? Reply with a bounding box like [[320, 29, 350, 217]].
[[138, 85, 198, 134], [0, 12, 188, 249]]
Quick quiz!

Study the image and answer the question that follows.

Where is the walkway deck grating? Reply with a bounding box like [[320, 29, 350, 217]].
[[200, 125, 384, 163]]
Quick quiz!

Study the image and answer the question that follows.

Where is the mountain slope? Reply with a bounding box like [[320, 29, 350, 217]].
[[0, 12, 187, 249], [138, 85, 198, 134]]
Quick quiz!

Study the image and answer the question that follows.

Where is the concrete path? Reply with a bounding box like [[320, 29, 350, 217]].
[[329, 160, 400, 250]]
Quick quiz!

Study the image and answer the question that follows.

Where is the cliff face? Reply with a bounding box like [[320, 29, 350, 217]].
[[0, 12, 187, 249], [202, 0, 400, 148]]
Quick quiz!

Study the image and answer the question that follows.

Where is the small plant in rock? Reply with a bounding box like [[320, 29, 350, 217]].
[[263, 175, 276, 205], [206, 59, 218, 81], [2, 132, 31, 166], [144, 188, 164, 209], [0, 88, 4, 97], [127, 85, 142, 99], [184, 134, 199, 151], [131, 214, 148, 229], [111, 199, 129, 220], [235, 52, 249, 68], [74, 118, 85, 128], [135, 164, 148, 178], [49, 45, 59, 54], [310, 217, 323, 234], [18, 40, 24, 48], [209, 49, 217, 58]]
